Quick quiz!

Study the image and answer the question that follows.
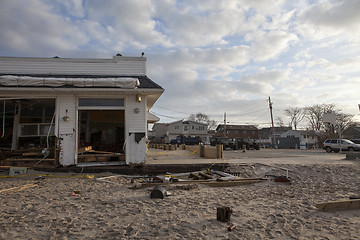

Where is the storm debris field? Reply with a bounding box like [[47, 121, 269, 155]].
[[1, 161, 359, 239]]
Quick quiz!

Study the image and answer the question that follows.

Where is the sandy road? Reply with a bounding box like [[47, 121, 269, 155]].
[[146, 148, 354, 165]]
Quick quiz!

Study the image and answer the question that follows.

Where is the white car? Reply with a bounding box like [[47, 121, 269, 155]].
[[323, 139, 360, 153]]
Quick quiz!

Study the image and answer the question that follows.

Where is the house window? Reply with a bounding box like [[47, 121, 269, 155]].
[[192, 126, 194, 130], [243, 130, 247, 134], [175, 125, 179, 130], [79, 98, 124, 107], [184, 126, 188, 131], [235, 130, 239, 134]]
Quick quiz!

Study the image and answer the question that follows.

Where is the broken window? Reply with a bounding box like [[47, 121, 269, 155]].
[[0, 98, 57, 164]]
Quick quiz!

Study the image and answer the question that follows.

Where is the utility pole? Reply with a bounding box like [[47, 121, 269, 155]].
[[268, 96, 277, 149], [223, 112, 227, 137]]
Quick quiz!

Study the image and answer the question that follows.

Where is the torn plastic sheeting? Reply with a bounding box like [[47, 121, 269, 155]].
[[0, 75, 140, 88]]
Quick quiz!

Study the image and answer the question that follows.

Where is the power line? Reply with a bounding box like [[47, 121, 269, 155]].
[[153, 105, 191, 116], [149, 111, 183, 120]]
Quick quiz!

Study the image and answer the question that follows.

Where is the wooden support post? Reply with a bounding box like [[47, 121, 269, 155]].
[[216, 144, 223, 159], [11, 101, 21, 151], [217, 206, 233, 222], [199, 144, 205, 157]]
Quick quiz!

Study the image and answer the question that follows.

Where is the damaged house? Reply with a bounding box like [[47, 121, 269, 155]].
[[0, 55, 163, 166]]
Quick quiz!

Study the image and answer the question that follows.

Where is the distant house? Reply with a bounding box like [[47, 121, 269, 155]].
[[342, 125, 360, 140], [151, 123, 167, 143], [152, 120, 210, 144], [213, 124, 258, 140], [279, 130, 319, 149], [0, 55, 163, 166], [258, 126, 292, 147]]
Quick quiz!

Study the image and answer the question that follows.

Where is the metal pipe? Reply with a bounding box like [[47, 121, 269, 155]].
[[1, 100, 5, 138]]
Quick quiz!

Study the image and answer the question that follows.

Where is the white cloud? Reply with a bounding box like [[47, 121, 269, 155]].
[[0, 0, 359, 125], [0, 0, 88, 56], [250, 30, 298, 62], [53, 0, 85, 18], [297, 0, 360, 39]]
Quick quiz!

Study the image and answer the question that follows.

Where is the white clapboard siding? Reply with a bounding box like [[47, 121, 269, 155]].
[[127, 133, 146, 164], [126, 95, 146, 133], [57, 95, 77, 166], [126, 94, 147, 164], [0, 56, 146, 75]]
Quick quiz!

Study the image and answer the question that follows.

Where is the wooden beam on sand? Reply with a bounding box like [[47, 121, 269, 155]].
[[0, 183, 38, 194], [201, 179, 266, 187], [133, 178, 266, 188], [316, 199, 360, 211]]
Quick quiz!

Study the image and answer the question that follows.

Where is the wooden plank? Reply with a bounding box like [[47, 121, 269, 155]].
[[201, 179, 266, 187], [199, 172, 213, 179], [78, 146, 92, 153], [0, 166, 11, 169], [135, 178, 266, 188], [78, 153, 119, 158], [0, 183, 38, 193], [316, 199, 360, 211], [5, 158, 54, 162], [22, 152, 42, 157]]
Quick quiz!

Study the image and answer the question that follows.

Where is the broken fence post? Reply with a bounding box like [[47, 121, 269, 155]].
[[199, 143, 205, 157], [217, 206, 233, 222], [216, 144, 223, 159]]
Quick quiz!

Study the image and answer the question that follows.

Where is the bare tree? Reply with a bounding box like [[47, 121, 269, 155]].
[[284, 107, 305, 130], [188, 113, 217, 130], [189, 113, 208, 123], [324, 113, 354, 137], [305, 103, 354, 137], [275, 116, 284, 127], [207, 119, 217, 130]]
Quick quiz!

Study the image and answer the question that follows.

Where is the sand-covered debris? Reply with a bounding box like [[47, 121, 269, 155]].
[[1, 163, 359, 239]]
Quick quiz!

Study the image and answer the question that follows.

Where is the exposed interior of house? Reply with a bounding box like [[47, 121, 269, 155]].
[[0, 98, 57, 165], [77, 110, 125, 164], [0, 99, 126, 166]]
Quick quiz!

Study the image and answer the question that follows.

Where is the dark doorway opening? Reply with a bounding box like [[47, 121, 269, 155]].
[[78, 110, 125, 163]]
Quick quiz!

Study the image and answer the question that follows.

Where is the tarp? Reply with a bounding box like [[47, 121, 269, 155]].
[[0, 75, 140, 88]]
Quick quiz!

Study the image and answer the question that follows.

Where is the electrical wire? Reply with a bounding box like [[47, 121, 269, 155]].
[[149, 111, 184, 120], [153, 106, 191, 115]]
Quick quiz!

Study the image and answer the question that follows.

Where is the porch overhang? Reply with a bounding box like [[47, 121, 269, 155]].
[[147, 112, 160, 124]]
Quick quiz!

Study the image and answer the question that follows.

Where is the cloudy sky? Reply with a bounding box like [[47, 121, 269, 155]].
[[1, 0, 359, 128]]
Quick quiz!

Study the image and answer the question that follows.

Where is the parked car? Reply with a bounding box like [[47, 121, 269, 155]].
[[322, 139, 360, 153], [350, 139, 360, 144], [210, 137, 259, 150], [170, 135, 201, 145]]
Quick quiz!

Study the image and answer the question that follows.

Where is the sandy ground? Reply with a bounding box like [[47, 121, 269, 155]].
[[1, 149, 360, 239], [146, 148, 351, 165]]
